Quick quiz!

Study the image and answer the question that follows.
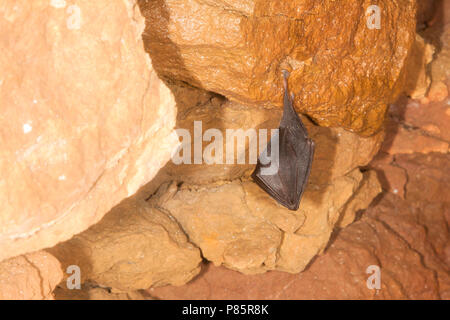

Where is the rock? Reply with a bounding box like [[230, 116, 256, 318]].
[[389, 95, 450, 143], [47, 76, 384, 286], [147, 138, 450, 300], [337, 170, 382, 228], [53, 282, 151, 300], [0, 0, 178, 262], [369, 152, 408, 198], [427, 15, 450, 84], [152, 169, 380, 274], [404, 35, 434, 99], [147, 8, 450, 299], [367, 153, 450, 299], [416, 0, 439, 27], [148, 191, 446, 299], [165, 92, 384, 185], [138, 0, 417, 135], [382, 116, 449, 155], [427, 81, 449, 102], [139, 89, 383, 274], [48, 196, 202, 292], [0, 251, 63, 300]]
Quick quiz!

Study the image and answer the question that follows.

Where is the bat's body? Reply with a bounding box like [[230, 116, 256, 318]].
[[252, 70, 315, 211]]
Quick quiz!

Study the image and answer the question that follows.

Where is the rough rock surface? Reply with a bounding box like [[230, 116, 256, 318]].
[[54, 284, 152, 300], [45, 65, 384, 292], [417, 0, 440, 26], [143, 4, 450, 298], [141, 91, 383, 274], [147, 153, 449, 300], [155, 170, 380, 275], [0, 0, 178, 262], [381, 93, 449, 156], [165, 89, 384, 185], [48, 196, 202, 292], [138, 0, 417, 135], [0, 251, 63, 300], [423, 0, 450, 85], [404, 34, 434, 99]]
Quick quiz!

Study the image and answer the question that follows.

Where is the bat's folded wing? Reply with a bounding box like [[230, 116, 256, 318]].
[[252, 126, 314, 211]]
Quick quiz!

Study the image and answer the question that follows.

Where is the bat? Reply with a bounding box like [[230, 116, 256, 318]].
[[252, 70, 315, 211]]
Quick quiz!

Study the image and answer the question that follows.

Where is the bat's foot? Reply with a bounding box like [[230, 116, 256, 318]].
[[281, 69, 290, 90]]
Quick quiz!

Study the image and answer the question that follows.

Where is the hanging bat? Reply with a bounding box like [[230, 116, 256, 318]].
[[252, 70, 315, 211]]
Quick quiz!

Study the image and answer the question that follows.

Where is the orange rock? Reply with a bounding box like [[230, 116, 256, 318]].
[[0, 0, 179, 263], [148, 192, 443, 299], [389, 94, 450, 142], [140, 94, 383, 275], [382, 120, 449, 155], [138, 0, 417, 135], [147, 153, 450, 299]]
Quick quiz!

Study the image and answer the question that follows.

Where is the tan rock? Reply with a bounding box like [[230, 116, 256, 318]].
[[404, 34, 434, 99], [337, 170, 382, 228], [148, 196, 442, 299], [426, 16, 450, 84], [427, 81, 449, 102], [54, 282, 151, 300], [147, 115, 450, 299], [0, 251, 63, 300], [417, 0, 438, 26], [149, 189, 447, 300], [0, 0, 178, 262], [367, 152, 450, 299], [155, 166, 380, 274], [138, 0, 417, 135], [148, 89, 383, 274], [48, 197, 202, 292]]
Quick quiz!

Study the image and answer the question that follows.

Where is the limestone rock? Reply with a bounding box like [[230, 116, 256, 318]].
[[0, 0, 178, 262], [147, 88, 383, 274], [424, 2, 450, 85], [153, 168, 380, 274], [149, 183, 448, 299], [0, 251, 63, 300], [138, 0, 417, 135], [426, 80, 449, 102], [48, 197, 202, 292], [53, 282, 152, 300], [149, 199, 441, 300], [337, 170, 382, 228], [383, 97, 449, 155], [404, 34, 434, 99], [369, 152, 408, 198], [165, 92, 384, 185]]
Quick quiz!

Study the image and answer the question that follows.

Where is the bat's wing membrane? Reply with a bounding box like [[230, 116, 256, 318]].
[[252, 126, 314, 211]]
